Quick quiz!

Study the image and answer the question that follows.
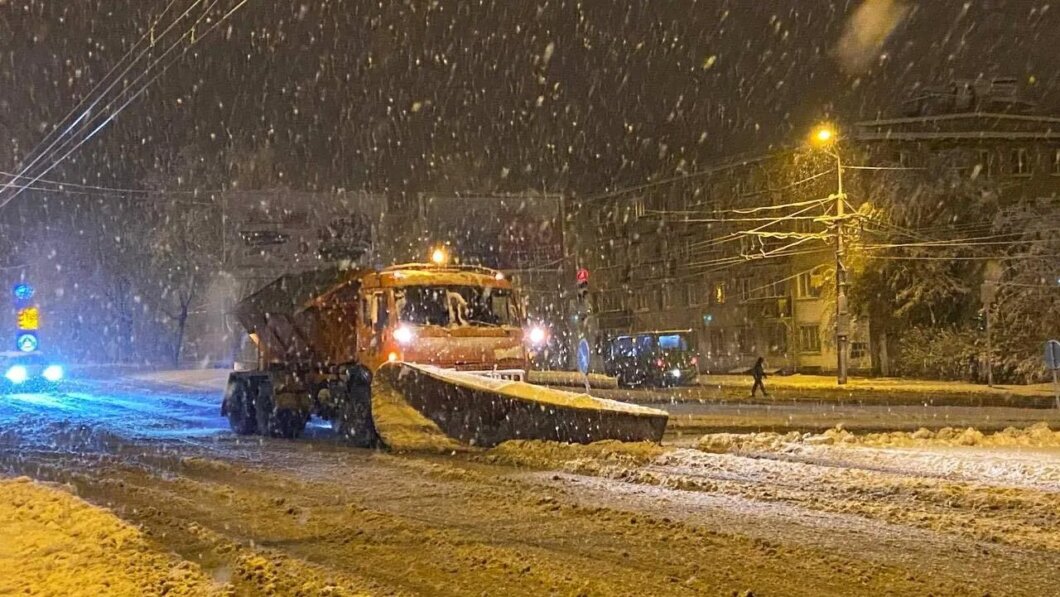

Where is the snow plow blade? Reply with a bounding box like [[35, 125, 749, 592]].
[[370, 363, 669, 452]]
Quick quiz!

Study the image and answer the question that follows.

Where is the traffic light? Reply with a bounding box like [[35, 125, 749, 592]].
[[576, 268, 589, 303]]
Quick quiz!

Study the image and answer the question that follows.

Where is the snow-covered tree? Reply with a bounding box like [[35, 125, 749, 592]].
[[850, 151, 1057, 381]]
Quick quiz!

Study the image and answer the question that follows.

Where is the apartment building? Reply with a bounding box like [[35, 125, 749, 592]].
[[575, 79, 1060, 374]]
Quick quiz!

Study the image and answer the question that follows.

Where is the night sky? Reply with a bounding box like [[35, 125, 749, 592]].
[[1, 1, 1057, 199]]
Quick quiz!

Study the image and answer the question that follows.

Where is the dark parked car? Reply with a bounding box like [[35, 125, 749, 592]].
[[604, 330, 699, 387]]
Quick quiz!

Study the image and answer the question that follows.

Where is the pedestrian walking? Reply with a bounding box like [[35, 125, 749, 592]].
[[750, 356, 769, 397]]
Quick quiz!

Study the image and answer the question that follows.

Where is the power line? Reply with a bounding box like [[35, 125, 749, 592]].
[[1, 0, 198, 199], [869, 254, 1060, 262], [643, 214, 824, 223], [862, 228, 1060, 250], [0, 0, 254, 212], [0, 170, 224, 196], [687, 198, 830, 251], [575, 149, 795, 205], [646, 194, 834, 218], [0, 0, 231, 207]]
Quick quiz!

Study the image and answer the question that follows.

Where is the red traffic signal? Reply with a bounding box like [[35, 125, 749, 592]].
[[576, 268, 590, 284]]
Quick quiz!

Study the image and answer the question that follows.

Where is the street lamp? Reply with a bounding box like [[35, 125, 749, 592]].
[[812, 126, 835, 146], [810, 124, 849, 385], [430, 246, 449, 266]]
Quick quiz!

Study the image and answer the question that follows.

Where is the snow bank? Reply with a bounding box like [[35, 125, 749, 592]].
[[0, 477, 223, 596], [485, 439, 666, 471], [697, 422, 1060, 453]]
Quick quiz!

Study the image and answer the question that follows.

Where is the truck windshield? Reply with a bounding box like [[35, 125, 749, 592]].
[[396, 286, 519, 327]]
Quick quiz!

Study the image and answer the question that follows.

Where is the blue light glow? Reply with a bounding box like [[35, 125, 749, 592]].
[[43, 365, 64, 382], [5, 365, 28, 384], [13, 284, 34, 302]]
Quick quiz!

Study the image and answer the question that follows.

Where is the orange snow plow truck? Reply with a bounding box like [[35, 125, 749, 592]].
[[222, 263, 667, 450]]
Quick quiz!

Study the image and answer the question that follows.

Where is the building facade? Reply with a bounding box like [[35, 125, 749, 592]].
[[575, 79, 1060, 375]]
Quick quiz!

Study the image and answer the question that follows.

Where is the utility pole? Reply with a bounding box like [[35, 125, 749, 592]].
[[980, 262, 1001, 387], [985, 303, 994, 387], [834, 150, 849, 385], [811, 125, 849, 385]]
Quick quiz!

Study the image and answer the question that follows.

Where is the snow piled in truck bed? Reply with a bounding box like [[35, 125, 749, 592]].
[[0, 477, 223, 596]]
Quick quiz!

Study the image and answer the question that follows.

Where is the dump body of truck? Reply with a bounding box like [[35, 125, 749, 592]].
[[221, 263, 668, 447]]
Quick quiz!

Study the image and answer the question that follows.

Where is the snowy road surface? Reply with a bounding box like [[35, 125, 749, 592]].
[[1, 377, 1059, 595]]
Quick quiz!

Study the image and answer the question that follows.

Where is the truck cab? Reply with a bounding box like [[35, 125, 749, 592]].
[[352, 264, 529, 377]]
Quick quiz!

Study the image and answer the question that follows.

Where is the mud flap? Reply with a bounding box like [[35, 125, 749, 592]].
[[370, 363, 669, 452]]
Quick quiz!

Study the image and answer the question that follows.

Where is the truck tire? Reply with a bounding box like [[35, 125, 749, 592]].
[[253, 377, 309, 439], [331, 365, 379, 448], [272, 408, 309, 439], [225, 377, 258, 435]]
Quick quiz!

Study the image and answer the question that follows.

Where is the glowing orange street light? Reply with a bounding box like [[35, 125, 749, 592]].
[[811, 125, 836, 147], [431, 247, 448, 265]]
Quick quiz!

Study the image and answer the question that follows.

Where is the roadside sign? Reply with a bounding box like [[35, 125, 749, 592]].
[[577, 339, 591, 375], [1045, 340, 1060, 370], [16, 332, 38, 353], [17, 307, 39, 331], [577, 339, 591, 393], [13, 283, 34, 303]]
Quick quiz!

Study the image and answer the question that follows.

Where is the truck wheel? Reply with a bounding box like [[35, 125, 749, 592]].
[[226, 378, 258, 435], [332, 365, 378, 448], [272, 408, 309, 439], [253, 377, 309, 439]]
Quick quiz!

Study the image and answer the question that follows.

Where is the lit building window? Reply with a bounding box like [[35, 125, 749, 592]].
[[713, 281, 727, 305]]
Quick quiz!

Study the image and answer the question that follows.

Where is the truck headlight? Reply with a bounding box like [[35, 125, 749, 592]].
[[527, 325, 547, 346], [5, 365, 28, 385], [43, 365, 64, 382], [393, 325, 415, 345]]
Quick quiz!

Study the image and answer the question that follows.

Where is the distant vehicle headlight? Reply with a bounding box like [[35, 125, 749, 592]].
[[5, 365, 28, 385], [393, 325, 415, 345], [527, 325, 548, 346], [43, 365, 64, 382]]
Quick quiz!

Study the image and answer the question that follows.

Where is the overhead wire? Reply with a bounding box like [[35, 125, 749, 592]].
[[2, 0, 185, 195], [687, 197, 830, 251], [0, 0, 229, 208], [0, 0, 254, 211], [0, 170, 228, 196], [574, 149, 797, 205], [1, 0, 199, 199]]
